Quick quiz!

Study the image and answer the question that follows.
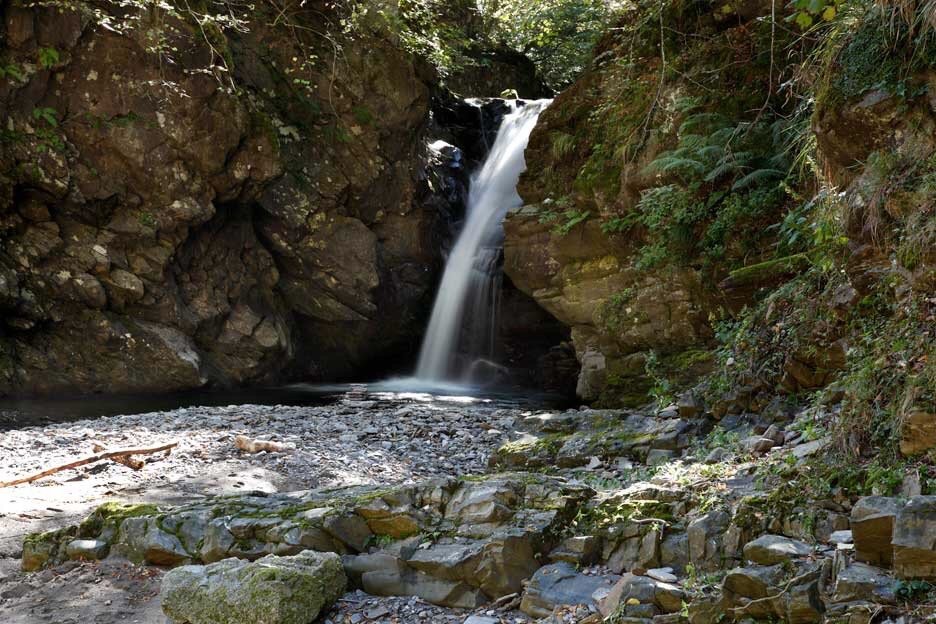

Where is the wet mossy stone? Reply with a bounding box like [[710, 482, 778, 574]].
[[161, 550, 347, 624]]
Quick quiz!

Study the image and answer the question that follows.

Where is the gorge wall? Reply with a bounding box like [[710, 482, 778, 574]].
[[504, 0, 934, 420], [0, 1, 559, 396]]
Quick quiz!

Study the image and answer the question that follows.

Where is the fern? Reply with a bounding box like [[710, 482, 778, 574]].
[[551, 132, 576, 160], [678, 112, 727, 135], [707, 126, 738, 145], [696, 145, 726, 161], [554, 209, 590, 235], [732, 168, 786, 190], [704, 161, 740, 183], [652, 156, 707, 176], [678, 133, 707, 150], [674, 96, 703, 113]]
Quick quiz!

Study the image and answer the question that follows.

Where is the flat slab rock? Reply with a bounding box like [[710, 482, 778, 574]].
[[743, 534, 813, 565], [161, 551, 347, 624], [519, 562, 618, 619]]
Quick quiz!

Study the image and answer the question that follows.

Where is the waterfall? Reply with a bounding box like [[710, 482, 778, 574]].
[[415, 99, 551, 383]]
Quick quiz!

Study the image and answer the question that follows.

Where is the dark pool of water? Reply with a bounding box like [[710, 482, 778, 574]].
[[0, 380, 571, 430], [0, 384, 342, 429]]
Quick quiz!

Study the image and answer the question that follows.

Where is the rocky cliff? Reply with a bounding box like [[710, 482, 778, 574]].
[[0, 0, 551, 396], [504, 0, 934, 421]]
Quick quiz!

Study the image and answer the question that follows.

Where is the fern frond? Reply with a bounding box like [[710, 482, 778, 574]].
[[696, 145, 726, 161], [704, 161, 741, 182], [731, 168, 785, 190], [674, 96, 702, 113], [707, 127, 737, 146], [767, 152, 790, 169], [679, 113, 727, 135], [679, 134, 707, 150], [726, 151, 758, 166], [660, 158, 707, 174]]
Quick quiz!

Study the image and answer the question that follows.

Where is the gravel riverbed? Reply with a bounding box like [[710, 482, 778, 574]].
[[0, 394, 544, 624]]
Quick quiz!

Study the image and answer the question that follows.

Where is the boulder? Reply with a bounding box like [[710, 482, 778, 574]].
[[606, 526, 661, 573], [362, 565, 485, 609], [851, 497, 902, 567], [598, 572, 685, 617], [470, 530, 541, 598], [645, 567, 678, 583], [832, 562, 897, 604], [687, 511, 730, 571], [445, 479, 519, 525], [646, 449, 677, 466], [677, 393, 704, 419], [161, 551, 346, 624], [741, 435, 776, 455], [520, 563, 616, 619], [549, 535, 601, 566], [113, 517, 191, 566], [406, 541, 482, 582], [660, 531, 690, 573], [65, 539, 109, 561], [743, 534, 813, 565], [899, 408, 936, 456], [575, 347, 608, 402], [723, 561, 826, 623], [723, 564, 786, 603], [893, 496, 936, 580]]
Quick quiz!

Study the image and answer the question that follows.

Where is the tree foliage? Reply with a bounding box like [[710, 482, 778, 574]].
[[479, 0, 615, 90]]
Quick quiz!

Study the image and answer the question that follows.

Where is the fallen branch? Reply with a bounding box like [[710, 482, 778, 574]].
[[92, 443, 145, 470], [0, 442, 178, 488]]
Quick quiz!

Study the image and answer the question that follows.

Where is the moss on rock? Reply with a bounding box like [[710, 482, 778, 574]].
[[160, 550, 347, 624]]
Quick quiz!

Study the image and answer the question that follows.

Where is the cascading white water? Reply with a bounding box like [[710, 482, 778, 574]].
[[415, 99, 551, 383]]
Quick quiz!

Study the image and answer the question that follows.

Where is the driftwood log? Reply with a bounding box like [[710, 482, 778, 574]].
[[0, 442, 178, 488]]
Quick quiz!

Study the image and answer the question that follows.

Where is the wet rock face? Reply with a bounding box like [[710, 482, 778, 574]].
[[0, 4, 454, 394]]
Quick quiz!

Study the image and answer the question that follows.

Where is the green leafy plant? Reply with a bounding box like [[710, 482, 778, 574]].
[[553, 209, 590, 235], [788, 0, 845, 29], [31, 107, 65, 152], [38, 46, 60, 69], [645, 113, 789, 190], [896, 579, 933, 601], [645, 351, 675, 408], [479, 0, 613, 89], [32, 107, 58, 128], [0, 61, 24, 81], [600, 214, 633, 234]]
